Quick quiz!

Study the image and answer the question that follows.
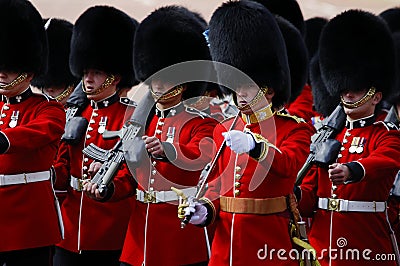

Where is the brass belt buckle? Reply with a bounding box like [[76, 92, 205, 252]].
[[328, 198, 340, 211], [144, 191, 156, 203], [77, 179, 84, 191]]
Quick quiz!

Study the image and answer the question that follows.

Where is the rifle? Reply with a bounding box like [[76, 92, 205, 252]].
[[295, 105, 346, 186], [384, 105, 400, 125], [82, 91, 155, 194]]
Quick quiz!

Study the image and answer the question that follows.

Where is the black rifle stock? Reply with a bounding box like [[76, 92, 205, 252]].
[[295, 105, 346, 186], [82, 91, 155, 194]]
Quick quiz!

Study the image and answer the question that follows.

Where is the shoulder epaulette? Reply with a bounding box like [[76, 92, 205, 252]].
[[374, 121, 399, 131], [185, 106, 210, 119], [276, 111, 305, 123], [120, 97, 137, 107]]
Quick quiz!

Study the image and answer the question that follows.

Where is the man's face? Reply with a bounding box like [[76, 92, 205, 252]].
[[0, 71, 30, 97], [83, 69, 115, 101], [235, 84, 272, 114], [150, 80, 183, 106], [341, 89, 380, 119]]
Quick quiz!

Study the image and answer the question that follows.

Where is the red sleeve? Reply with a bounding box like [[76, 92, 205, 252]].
[[53, 140, 70, 190], [3, 101, 65, 153]]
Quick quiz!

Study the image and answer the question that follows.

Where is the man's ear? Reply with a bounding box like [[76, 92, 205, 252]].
[[112, 74, 122, 86], [372, 91, 382, 105]]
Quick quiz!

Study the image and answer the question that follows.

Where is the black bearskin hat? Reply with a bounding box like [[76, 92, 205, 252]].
[[310, 55, 340, 117], [209, 0, 290, 108], [0, 0, 48, 76], [133, 5, 211, 100], [319, 10, 396, 98], [251, 0, 305, 36], [304, 17, 328, 60], [276, 16, 308, 103], [32, 18, 78, 89], [380, 7, 400, 34], [70, 6, 138, 88]]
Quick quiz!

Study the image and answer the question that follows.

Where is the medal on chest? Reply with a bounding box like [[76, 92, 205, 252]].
[[166, 127, 176, 143], [349, 136, 366, 154], [98, 116, 107, 134], [9, 110, 19, 128]]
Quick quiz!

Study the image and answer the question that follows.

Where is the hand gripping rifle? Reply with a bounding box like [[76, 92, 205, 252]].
[[295, 105, 346, 186], [172, 114, 240, 228], [82, 91, 154, 195]]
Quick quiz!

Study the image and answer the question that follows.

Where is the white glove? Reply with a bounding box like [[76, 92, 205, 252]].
[[184, 196, 208, 225], [222, 130, 255, 154]]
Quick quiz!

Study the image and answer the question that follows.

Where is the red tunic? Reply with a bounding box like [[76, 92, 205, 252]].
[[55, 94, 136, 252], [204, 111, 314, 266], [119, 103, 217, 266], [287, 84, 317, 122], [0, 88, 65, 252], [299, 118, 400, 266]]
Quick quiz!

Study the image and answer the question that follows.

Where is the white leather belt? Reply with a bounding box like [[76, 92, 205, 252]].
[[0, 170, 51, 187], [70, 176, 84, 191], [136, 187, 197, 203], [318, 197, 386, 213]]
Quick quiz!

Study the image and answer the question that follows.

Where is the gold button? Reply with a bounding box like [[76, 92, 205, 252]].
[[84, 158, 89, 162], [152, 169, 157, 175], [156, 129, 162, 134], [150, 179, 155, 184], [88, 127, 93, 131], [343, 139, 348, 144], [82, 174, 88, 178], [1, 113, 6, 118], [234, 182, 241, 188], [337, 154, 342, 158], [92, 112, 98, 117], [3, 106, 9, 110], [340, 147, 345, 151], [235, 166, 241, 172], [86, 135, 91, 139], [234, 189, 240, 196], [332, 185, 337, 191], [152, 161, 157, 166], [235, 174, 242, 180], [82, 166, 88, 171], [0, 121, 3, 125], [90, 119, 95, 124]]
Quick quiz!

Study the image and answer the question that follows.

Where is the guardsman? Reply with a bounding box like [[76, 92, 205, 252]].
[[274, 16, 309, 117], [52, 6, 138, 266], [0, 0, 66, 265], [85, 5, 218, 266], [32, 18, 78, 107], [298, 10, 400, 266], [182, 1, 314, 265], [31, 18, 79, 205]]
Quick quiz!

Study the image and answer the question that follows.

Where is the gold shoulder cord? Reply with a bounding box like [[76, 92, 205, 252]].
[[341, 87, 376, 109], [0, 73, 28, 90]]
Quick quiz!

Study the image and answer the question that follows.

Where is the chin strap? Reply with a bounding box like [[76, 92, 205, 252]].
[[54, 85, 74, 102], [0, 73, 28, 90], [82, 74, 115, 95], [151, 85, 184, 103], [341, 87, 376, 109], [237, 86, 270, 112]]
